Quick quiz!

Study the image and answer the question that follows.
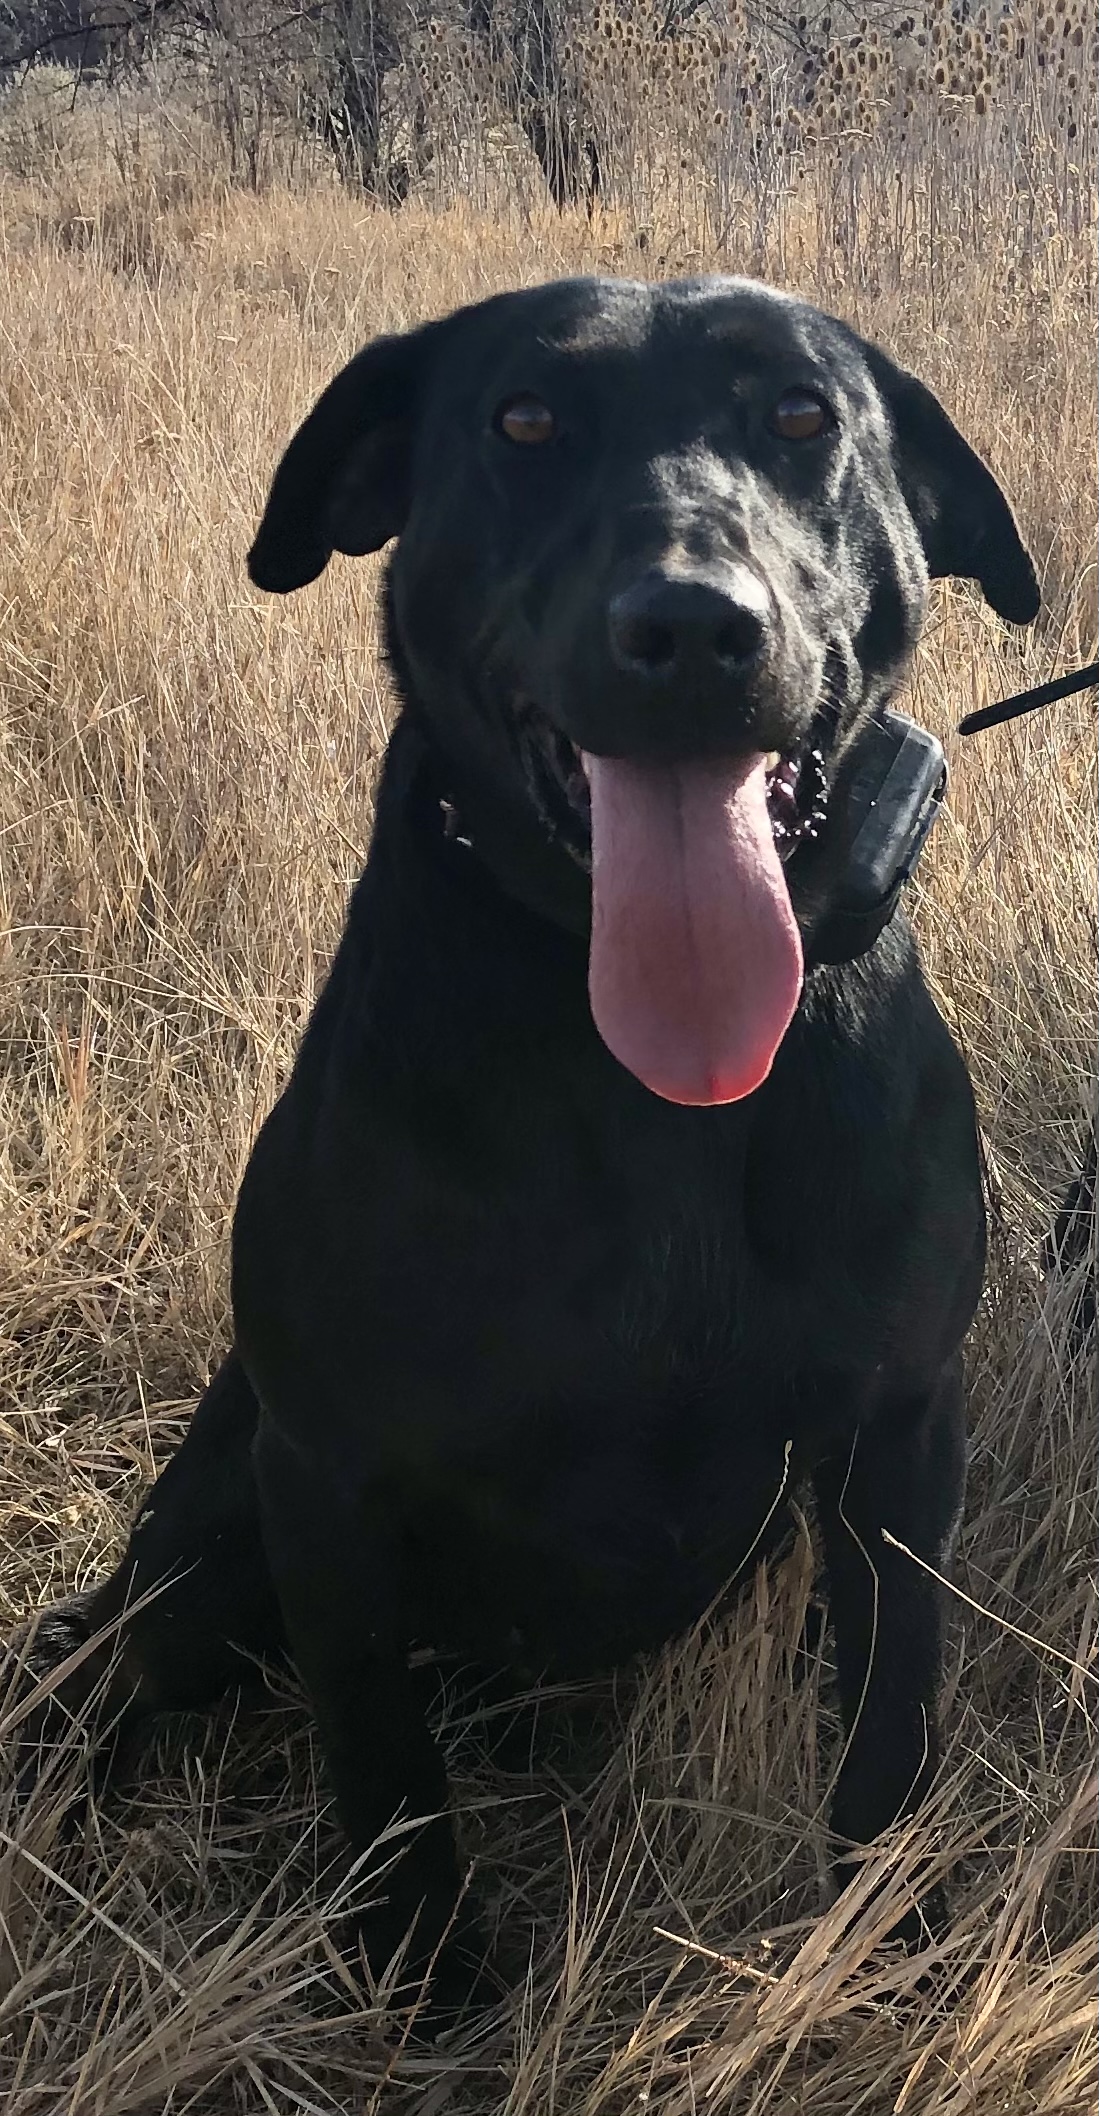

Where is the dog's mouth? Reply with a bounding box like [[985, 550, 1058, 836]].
[[513, 700, 835, 872], [510, 699, 840, 1110]]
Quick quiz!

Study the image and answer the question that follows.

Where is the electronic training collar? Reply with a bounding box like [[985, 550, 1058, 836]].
[[810, 709, 946, 966], [807, 656, 1099, 959]]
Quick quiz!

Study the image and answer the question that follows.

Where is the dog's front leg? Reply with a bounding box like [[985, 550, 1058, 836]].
[[252, 1419, 487, 2023], [812, 1363, 966, 1940]]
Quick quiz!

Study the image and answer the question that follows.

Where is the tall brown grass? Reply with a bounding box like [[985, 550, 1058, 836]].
[[0, 71, 1095, 2116]]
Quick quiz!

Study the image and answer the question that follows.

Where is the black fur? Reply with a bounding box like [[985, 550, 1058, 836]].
[[6, 277, 1040, 2023]]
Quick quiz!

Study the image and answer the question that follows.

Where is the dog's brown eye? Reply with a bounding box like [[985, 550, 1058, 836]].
[[497, 395, 556, 446], [770, 390, 830, 441]]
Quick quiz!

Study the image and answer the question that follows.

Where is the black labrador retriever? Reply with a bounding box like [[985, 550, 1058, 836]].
[[8, 276, 1040, 2013]]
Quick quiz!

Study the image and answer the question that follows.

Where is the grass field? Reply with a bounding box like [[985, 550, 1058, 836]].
[[0, 73, 1096, 2116]]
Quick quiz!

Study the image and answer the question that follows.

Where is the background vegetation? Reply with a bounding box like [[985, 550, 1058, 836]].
[[0, 8, 1095, 2108]]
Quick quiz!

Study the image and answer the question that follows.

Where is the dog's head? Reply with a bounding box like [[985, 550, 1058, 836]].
[[249, 276, 1038, 1107]]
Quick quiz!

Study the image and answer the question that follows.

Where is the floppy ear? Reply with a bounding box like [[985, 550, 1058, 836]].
[[862, 343, 1040, 625], [247, 318, 446, 594]]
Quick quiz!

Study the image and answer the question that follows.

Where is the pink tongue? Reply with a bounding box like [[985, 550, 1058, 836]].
[[584, 751, 804, 1106]]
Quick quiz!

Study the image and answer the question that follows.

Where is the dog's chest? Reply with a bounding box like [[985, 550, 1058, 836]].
[[503, 1095, 844, 1391], [404, 1102, 849, 1477], [402, 1185, 819, 1672], [241, 1031, 878, 1669]]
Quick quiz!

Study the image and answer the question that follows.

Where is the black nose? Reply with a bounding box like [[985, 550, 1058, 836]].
[[608, 565, 770, 680]]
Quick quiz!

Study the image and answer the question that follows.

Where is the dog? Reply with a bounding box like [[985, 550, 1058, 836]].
[[6, 275, 1040, 2021]]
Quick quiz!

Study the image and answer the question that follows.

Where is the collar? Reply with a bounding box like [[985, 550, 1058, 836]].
[[412, 743, 898, 970]]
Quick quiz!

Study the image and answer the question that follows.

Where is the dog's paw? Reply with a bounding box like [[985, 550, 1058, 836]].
[[3, 1593, 98, 1718], [342, 1896, 501, 2040], [883, 1882, 948, 1954], [408, 1915, 503, 2039], [831, 1849, 950, 1971], [1, 1592, 116, 1807]]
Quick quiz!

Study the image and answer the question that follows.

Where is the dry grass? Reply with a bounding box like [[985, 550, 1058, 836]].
[[0, 101, 1096, 2116]]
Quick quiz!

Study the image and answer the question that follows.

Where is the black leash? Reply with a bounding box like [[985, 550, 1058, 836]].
[[957, 659, 1099, 735]]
